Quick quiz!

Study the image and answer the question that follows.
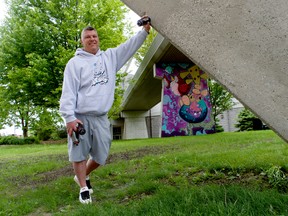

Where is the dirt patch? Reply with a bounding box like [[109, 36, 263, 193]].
[[107, 145, 177, 164], [16, 145, 177, 188], [28, 209, 52, 216], [159, 170, 271, 190], [36, 166, 74, 184]]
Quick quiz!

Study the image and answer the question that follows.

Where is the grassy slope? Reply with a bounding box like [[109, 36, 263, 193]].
[[0, 130, 287, 215]]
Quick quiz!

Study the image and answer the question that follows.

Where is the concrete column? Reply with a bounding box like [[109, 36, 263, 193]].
[[121, 0, 288, 142], [121, 111, 149, 139]]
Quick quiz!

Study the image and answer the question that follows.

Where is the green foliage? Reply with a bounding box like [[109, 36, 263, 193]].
[[266, 166, 288, 192], [108, 71, 127, 119], [0, 131, 287, 215], [36, 129, 53, 141], [0, 0, 132, 136], [1, 0, 129, 95], [134, 28, 157, 66], [235, 108, 262, 131], [30, 108, 63, 140], [208, 79, 235, 124], [215, 118, 224, 132], [51, 127, 67, 140], [24, 136, 40, 144], [0, 136, 39, 145]]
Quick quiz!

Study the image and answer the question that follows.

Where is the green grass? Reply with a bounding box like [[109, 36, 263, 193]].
[[0, 130, 288, 215]]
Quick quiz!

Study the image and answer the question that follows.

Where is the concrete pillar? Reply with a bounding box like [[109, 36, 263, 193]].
[[121, 0, 288, 142], [121, 111, 149, 139], [155, 63, 215, 137]]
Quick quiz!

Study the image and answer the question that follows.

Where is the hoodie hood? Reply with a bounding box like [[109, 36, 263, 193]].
[[75, 48, 103, 57]]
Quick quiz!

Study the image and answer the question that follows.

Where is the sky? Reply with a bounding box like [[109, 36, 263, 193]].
[[0, 0, 7, 23], [0, 1, 13, 136], [0, 1, 141, 136]]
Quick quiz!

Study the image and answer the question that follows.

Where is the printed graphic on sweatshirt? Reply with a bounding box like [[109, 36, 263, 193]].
[[92, 61, 108, 86]]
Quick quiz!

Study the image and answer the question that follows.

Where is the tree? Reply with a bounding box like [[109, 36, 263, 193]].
[[134, 28, 157, 66], [235, 108, 263, 131], [108, 71, 127, 119], [0, 84, 37, 137], [0, 0, 131, 137], [30, 108, 63, 140], [208, 79, 235, 132]]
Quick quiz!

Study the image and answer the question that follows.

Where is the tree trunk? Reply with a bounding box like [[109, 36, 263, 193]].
[[21, 117, 28, 137]]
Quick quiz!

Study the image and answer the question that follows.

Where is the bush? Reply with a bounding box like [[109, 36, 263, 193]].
[[0, 136, 24, 145], [0, 136, 39, 145], [235, 108, 264, 131], [57, 127, 67, 139], [36, 128, 53, 141], [35, 126, 67, 141], [215, 118, 224, 133], [266, 166, 288, 192], [48, 127, 67, 140], [24, 136, 40, 144]]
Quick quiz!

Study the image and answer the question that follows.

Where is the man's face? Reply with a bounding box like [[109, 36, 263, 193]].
[[81, 30, 100, 55]]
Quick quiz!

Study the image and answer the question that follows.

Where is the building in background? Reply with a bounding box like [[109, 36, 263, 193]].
[[0, 125, 22, 137], [217, 99, 244, 132]]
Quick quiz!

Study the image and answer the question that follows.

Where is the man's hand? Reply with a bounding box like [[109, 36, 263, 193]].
[[141, 15, 151, 33], [66, 119, 83, 137]]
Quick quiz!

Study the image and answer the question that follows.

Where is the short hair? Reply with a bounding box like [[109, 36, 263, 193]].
[[81, 26, 97, 40]]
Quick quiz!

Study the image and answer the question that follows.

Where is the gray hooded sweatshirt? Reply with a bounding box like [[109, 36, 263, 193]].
[[59, 29, 148, 123]]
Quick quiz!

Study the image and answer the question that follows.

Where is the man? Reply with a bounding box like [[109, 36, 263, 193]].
[[59, 17, 150, 204]]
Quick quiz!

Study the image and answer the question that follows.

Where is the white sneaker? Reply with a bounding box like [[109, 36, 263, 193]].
[[74, 175, 94, 194], [79, 187, 92, 204]]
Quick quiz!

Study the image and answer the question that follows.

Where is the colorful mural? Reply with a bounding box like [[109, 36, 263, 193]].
[[155, 63, 215, 137]]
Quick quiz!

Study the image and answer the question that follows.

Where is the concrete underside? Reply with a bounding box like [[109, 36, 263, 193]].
[[121, 0, 288, 142]]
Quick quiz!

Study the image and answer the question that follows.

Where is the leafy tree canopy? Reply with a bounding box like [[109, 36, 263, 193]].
[[134, 28, 157, 66], [208, 79, 235, 121], [0, 0, 129, 107], [235, 108, 263, 131], [0, 0, 132, 136]]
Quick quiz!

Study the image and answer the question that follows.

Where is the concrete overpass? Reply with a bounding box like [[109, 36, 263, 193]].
[[121, 0, 288, 142], [121, 34, 192, 139], [122, 34, 191, 111]]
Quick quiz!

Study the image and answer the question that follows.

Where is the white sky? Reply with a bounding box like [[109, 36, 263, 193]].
[[0, 0, 7, 23]]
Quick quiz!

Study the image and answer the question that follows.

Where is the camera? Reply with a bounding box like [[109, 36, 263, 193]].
[[72, 123, 86, 145], [137, 16, 151, 26]]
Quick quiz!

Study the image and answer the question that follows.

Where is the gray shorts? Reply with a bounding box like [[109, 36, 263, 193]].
[[68, 114, 112, 165]]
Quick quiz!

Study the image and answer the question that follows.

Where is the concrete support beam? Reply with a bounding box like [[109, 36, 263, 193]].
[[121, 111, 149, 139], [121, 0, 288, 142]]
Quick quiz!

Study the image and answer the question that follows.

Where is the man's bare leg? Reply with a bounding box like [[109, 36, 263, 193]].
[[73, 160, 92, 204], [73, 160, 87, 188], [86, 158, 100, 176]]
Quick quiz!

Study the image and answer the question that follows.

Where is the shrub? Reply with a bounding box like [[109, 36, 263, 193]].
[[48, 127, 67, 140], [266, 166, 288, 192], [215, 118, 224, 133], [0, 136, 39, 145], [24, 136, 40, 144], [36, 128, 53, 141], [57, 127, 67, 139], [235, 109, 264, 131]]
